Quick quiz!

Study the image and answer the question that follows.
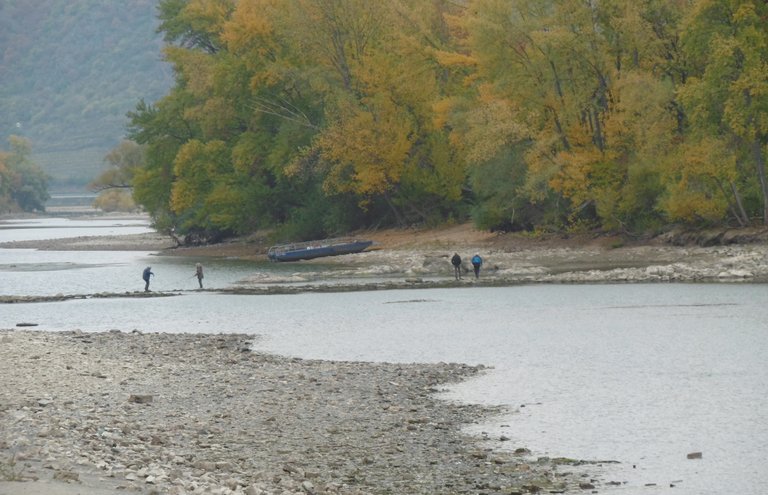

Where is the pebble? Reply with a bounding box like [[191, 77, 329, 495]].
[[0, 330, 592, 494]]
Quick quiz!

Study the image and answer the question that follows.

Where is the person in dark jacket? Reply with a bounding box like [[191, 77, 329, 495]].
[[451, 253, 462, 280], [142, 266, 154, 292], [471, 253, 483, 279]]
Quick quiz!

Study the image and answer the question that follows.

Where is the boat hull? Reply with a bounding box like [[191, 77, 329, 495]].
[[268, 240, 373, 262]]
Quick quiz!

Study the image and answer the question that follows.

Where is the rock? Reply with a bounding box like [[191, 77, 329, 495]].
[[301, 480, 316, 493], [128, 394, 154, 404], [53, 470, 79, 482], [687, 452, 702, 459]]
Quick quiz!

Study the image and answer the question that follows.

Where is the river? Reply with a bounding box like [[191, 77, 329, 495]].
[[1, 216, 766, 495]]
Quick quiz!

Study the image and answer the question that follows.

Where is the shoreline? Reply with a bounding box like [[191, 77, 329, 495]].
[[0, 330, 605, 494], [2, 223, 768, 290]]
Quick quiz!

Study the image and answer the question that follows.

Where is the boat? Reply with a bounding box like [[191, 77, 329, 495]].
[[267, 237, 373, 262]]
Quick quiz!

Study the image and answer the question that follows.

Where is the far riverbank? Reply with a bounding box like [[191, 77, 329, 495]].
[[4, 221, 768, 290]]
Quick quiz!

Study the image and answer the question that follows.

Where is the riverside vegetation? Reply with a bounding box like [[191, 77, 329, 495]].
[[90, 0, 768, 247]]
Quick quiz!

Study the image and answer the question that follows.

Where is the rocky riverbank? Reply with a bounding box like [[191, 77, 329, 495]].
[[0, 330, 606, 495], [2, 219, 767, 494]]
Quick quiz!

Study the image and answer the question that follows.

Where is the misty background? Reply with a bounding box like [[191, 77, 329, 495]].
[[0, 0, 173, 192]]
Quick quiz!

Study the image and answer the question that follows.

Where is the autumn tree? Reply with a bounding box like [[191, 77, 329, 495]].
[[126, 0, 765, 239], [443, 0, 688, 232], [678, 0, 768, 225], [0, 136, 49, 212], [286, 0, 469, 225], [87, 140, 144, 212]]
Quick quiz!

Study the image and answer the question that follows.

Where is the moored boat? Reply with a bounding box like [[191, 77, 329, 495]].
[[267, 237, 373, 262]]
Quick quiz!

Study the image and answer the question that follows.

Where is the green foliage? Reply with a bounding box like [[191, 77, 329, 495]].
[[0, 136, 50, 212], [468, 142, 544, 232], [679, 0, 768, 224]]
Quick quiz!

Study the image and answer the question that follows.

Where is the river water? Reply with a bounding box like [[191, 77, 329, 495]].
[[1, 217, 767, 495]]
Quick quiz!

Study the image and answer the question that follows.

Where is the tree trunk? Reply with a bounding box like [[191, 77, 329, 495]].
[[716, 179, 748, 227], [383, 192, 406, 227], [752, 140, 768, 225], [729, 181, 749, 227]]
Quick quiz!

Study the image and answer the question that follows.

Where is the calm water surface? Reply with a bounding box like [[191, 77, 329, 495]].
[[1, 218, 766, 495]]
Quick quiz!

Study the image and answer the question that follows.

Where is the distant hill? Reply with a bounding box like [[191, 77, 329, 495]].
[[0, 0, 173, 190]]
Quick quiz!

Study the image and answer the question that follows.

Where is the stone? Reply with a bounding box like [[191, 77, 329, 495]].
[[53, 470, 79, 483], [128, 394, 154, 404]]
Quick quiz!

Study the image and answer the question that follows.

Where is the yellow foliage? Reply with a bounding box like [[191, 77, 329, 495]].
[[318, 99, 415, 196], [93, 190, 137, 213], [433, 49, 477, 68], [660, 182, 727, 223], [185, 97, 237, 139], [461, 96, 528, 165], [185, 0, 234, 33], [170, 140, 229, 213], [221, 0, 277, 55], [164, 46, 215, 96], [431, 97, 456, 129], [658, 137, 736, 222]]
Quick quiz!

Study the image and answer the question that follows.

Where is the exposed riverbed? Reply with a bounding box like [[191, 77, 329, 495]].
[[2, 216, 767, 495]]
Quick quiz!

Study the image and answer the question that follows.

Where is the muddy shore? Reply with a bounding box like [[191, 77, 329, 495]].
[[3, 223, 768, 303]]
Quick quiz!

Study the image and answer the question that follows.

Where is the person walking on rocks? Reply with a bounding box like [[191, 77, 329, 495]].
[[142, 266, 154, 292], [451, 253, 462, 280], [471, 253, 483, 279], [195, 263, 204, 289]]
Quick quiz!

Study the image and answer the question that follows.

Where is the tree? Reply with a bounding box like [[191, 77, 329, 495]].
[[87, 140, 145, 212], [444, 0, 687, 232], [679, 0, 768, 224], [0, 136, 50, 212]]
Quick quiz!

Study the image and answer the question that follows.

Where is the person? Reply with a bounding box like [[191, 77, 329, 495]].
[[451, 252, 462, 280], [195, 263, 204, 289], [471, 253, 483, 279], [142, 266, 154, 292]]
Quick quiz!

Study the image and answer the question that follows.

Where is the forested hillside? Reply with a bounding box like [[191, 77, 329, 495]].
[[0, 0, 173, 189], [125, 0, 768, 243]]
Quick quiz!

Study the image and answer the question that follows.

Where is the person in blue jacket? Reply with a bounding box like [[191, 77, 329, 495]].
[[471, 253, 483, 279], [142, 266, 154, 292]]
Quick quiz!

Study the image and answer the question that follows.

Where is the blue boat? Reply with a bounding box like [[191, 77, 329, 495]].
[[267, 237, 373, 262]]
